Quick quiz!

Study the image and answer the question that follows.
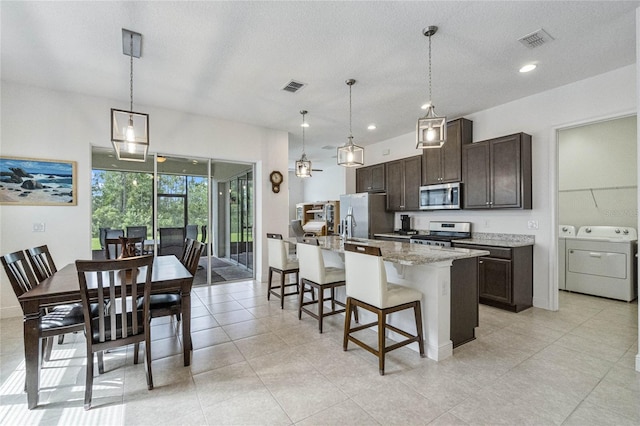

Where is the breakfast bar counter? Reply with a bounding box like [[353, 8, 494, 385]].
[[312, 236, 489, 361]]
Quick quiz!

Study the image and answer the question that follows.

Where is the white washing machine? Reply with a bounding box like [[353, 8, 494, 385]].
[[558, 225, 576, 291], [566, 226, 638, 301]]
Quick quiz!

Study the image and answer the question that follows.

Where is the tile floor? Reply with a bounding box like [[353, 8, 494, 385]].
[[0, 283, 638, 425]]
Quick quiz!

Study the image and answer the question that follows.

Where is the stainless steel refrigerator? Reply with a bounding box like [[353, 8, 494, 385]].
[[339, 193, 394, 239]]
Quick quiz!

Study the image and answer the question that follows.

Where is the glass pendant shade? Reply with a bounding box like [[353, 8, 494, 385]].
[[416, 104, 446, 149], [417, 25, 446, 150], [295, 110, 312, 178], [337, 136, 364, 167], [295, 153, 312, 178], [337, 79, 364, 167], [111, 108, 149, 161]]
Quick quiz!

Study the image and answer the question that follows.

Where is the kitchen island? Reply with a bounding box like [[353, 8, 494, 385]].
[[312, 236, 489, 361]]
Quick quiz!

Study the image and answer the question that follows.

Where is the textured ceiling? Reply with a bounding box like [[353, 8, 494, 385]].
[[2, 1, 639, 168]]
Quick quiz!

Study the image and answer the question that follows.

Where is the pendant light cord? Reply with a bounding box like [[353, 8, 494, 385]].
[[348, 83, 353, 139], [302, 112, 306, 154], [129, 34, 134, 112], [428, 32, 432, 104]]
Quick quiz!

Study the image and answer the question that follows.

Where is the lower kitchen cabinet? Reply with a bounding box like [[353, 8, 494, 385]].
[[454, 242, 533, 312]]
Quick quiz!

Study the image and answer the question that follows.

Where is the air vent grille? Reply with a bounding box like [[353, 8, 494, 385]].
[[282, 80, 306, 93], [518, 28, 554, 49]]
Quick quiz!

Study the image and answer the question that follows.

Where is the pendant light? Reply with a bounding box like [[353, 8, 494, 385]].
[[111, 29, 149, 162], [416, 26, 447, 149], [337, 79, 364, 167], [295, 110, 312, 178]]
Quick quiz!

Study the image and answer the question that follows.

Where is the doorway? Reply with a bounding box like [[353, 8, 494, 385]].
[[91, 147, 255, 285], [556, 114, 638, 306]]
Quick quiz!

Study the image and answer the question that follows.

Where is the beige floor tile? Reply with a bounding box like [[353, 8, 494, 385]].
[[193, 361, 264, 408], [221, 318, 272, 340], [296, 399, 379, 425], [190, 341, 245, 375], [212, 309, 256, 326], [201, 388, 291, 425], [531, 343, 615, 378], [585, 379, 640, 422], [563, 401, 639, 426], [191, 326, 231, 350], [233, 332, 289, 361]]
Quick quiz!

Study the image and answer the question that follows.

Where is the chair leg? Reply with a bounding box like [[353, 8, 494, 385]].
[[414, 301, 425, 357], [134, 343, 140, 364], [144, 341, 153, 390], [378, 310, 386, 376], [297, 279, 305, 320], [267, 268, 273, 301], [354, 305, 359, 323], [343, 297, 352, 351], [43, 337, 54, 362], [84, 351, 94, 410], [318, 286, 324, 333], [97, 351, 105, 374], [58, 334, 65, 345], [280, 270, 286, 309], [330, 288, 336, 311]]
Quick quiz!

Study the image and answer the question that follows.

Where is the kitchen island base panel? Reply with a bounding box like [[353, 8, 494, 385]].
[[385, 260, 454, 361]]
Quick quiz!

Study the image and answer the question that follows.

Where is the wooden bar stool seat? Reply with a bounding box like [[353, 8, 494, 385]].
[[343, 243, 425, 375]]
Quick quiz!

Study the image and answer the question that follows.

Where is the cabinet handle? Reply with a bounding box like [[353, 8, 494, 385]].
[[485, 201, 490, 205], [479, 260, 484, 264]]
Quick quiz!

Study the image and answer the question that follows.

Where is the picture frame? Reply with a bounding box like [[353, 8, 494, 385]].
[[0, 156, 77, 206]]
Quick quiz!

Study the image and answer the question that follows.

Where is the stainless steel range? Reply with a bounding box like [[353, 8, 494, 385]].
[[410, 221, 471, 247]]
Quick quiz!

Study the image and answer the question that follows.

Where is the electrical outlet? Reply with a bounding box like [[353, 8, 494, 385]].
[[527, 220, 539, 230], [33, 222, 45, 232]]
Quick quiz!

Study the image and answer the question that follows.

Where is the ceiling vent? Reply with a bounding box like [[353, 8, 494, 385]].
[[518, 28, 554, 49], [281, 79, 306, 93]]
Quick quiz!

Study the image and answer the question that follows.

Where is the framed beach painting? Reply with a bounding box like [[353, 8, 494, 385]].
[[0, 156, 77, 206]]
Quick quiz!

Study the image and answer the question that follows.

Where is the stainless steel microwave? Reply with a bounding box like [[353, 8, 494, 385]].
[[419, 182, 462, 210]]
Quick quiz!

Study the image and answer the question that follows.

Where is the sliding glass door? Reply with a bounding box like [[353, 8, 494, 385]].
[[229, 171, 253, 269]]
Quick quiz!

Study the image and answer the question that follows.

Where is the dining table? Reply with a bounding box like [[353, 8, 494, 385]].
[[18, 255, 193, 409]]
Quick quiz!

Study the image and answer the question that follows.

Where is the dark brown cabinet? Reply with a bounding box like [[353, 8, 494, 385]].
[[450, 257, 479, 347], [462, 132, 532, 209], [422, 118, 472, 185], [385, 155, 422, 211], [356, 163, 385, 193], [453, 243, 533, 312]]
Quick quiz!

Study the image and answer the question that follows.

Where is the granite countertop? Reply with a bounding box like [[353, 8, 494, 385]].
[[316, 235, 489, 266], [374, 231, 535, 247], [455, 232, 535, 248]]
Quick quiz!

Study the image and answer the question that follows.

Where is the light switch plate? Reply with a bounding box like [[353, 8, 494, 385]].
[[33, 223, 45, 232], [527, 220, 539, 230]]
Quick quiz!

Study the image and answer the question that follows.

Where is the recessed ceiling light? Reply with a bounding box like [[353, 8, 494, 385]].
[[519, 64, 537, 73], [300, 123, 309, 128], [368, 124, 377, 130]]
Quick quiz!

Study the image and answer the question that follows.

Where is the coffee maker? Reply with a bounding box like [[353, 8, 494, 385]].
[[400, 214, 411, 233]]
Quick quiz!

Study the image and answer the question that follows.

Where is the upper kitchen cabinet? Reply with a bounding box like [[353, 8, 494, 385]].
[[462, 133, 532, 209], [386, 155, 422, 211], [422, 118, 473, 185], [356, 163, 385, 193]]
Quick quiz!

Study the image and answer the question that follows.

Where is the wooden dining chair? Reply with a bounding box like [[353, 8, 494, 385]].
[[159, 227, 185, 258], [105, 237, 143, 259], [142, 239, 203, 324], [25, 244, 80, 347], [1, 250, 85, 363], [76, 255, 155, 410]]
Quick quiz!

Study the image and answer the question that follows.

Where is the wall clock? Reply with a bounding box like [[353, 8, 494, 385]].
[[269, 170, 283, 193]]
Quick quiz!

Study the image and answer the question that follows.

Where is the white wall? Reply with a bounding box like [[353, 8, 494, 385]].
[[0, 81, 290, 318], [559, 115, 637, 229]]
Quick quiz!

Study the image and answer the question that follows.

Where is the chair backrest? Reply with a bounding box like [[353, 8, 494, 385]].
[[297, 237, 327, 283], [105, 229, 124, 239], [185, 224, 198, 241], [1, 250, 38, 301], [99, 227, 110, 249], [76, 255, 154, 344], [181, 239, 205, 275], [126, 226, 147, 239], [105, 237, 143, 259], [267, 233, 288, 270], [291, 220, 306, 242], [159, 227, 185, 257], [201, 225, 207, 243], [25, 245, 57, 282], [344, 243, 386, 308]]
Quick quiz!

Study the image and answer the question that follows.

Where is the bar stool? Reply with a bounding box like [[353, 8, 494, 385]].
[[297, 237, 351, 333], [343, 243, 425, 375], [267, 233, 300, 309]]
